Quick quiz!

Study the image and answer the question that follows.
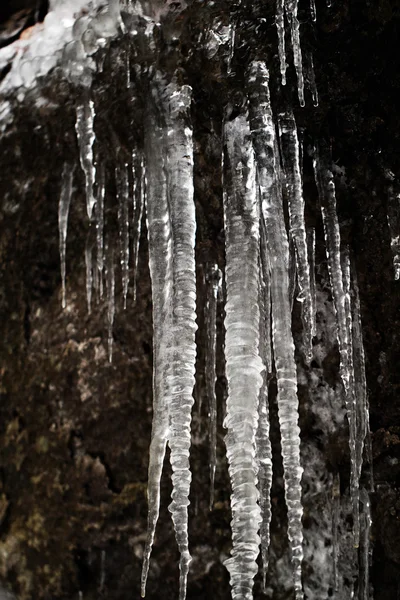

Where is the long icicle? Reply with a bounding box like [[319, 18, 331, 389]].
[[313, 145, 359, 546], [95, 163, 105, 299], [278, 111, 314, 363], [248, 61, 304, 600], [257, 250, 273, 589], [163, 81, 197, 600], [58, 163, 74, 309], [223, 111, 263, 600], [141, 82, 172, 598], [276, 0, 287, 86], [205, 263, 221, 510], [116, 162, 130, 308]]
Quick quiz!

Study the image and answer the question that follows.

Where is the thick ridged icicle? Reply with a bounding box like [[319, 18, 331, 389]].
[[256, 255, 273, 589], [313, 147, 359, 546], [141, 98, 172, 598], [58, 163, 73, 309], [278, 111, 314, 363], [284, 0, 304, 106], [205, 263, 221, 510], [164, 82, 197, 600], [276, 0, 287, 86], [116, 163, 130, 308], [248, 61, 304, 600], [75, 95, 96, 219], [95, 163, 105, 299], [142, 78, 197, 600], [223, 111, 263, 600]]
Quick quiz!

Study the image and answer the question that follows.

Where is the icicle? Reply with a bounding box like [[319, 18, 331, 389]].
[[163, 82, 197, 600], [227, 21, 236, 74], [132, 153, 144, 303], [313, 146, 359, 546], [222, 111, 263, 600], [141, 96, 172, 598], [387, 183, 400, 280], [278, 111, 314, 363], [75, 95, 96, 219], [310, 0, 316, 21], [85, 227, 93, 314], [351, 259, 373, 492], [276, 0, 287, 86], [256, 257, 273, 589], [308, 52, 318, 107], [284, 0, 305, 106], [359, 488, 372, 600], [248, 61, 304, 600], [116, 163, 130, 308], [142, 78, 197, 600], [332, 473, 340, 592], [307, 227, 317, 338], [58, 163, 74, 309], [105, 245, 115, 362], [95, 163, 105, 299], [205, 264, 221, 510]]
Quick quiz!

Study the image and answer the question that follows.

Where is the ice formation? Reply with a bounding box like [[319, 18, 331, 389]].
[[5, 0, 373, 598]]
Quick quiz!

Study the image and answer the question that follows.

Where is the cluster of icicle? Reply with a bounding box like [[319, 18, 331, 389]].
[[54, 1, 373, 599]]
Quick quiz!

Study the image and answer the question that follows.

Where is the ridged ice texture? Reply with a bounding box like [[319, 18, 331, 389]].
[[276, 0, 287, 86], [313, 148, 359, 546], [284, 0, 305, 106], [75, 95, 96, 219], [278, 111, 314, 363], [222, 112, 263, 600], [163, 82, 197, 600], [141, 91, 172, 598], [256, 259, 273, 588], [248, 61, 304, 600], [58, 163, 74, 309], [142, 77, 197, 600]]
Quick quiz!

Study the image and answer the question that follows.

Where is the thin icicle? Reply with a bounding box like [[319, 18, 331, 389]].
[[351, 259, 373, 492], [223, 111, 263, 600], [313, 146, 358, 546], [132, 153, 144, 302], [85, 227, 93, 314], [307, 227, 317, 338], [284, 0, 304, 106], [308, 52, 318, 107], [278, 111, 314, 363], [248, 61, 304, 600], [95, 163, 105, 299], [205, 263, 221, 510], [256, 258, 273, 589], [116, 163, 130, 308], [276, 0, 287, 86], [310, 0, 316, 21], [75, 95, 96, 219], [359, 488, 372, 600], [141, 94, 172, 598], [105, 245, 115, 362], [163, 82, 197, 600], [58, 163, 74, 309]]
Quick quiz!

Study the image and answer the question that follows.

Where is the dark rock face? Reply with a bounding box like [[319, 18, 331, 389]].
[[0, 1, 399, 599]]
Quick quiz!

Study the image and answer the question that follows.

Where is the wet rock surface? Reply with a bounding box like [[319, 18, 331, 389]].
[[0, 1, 399, 598]]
